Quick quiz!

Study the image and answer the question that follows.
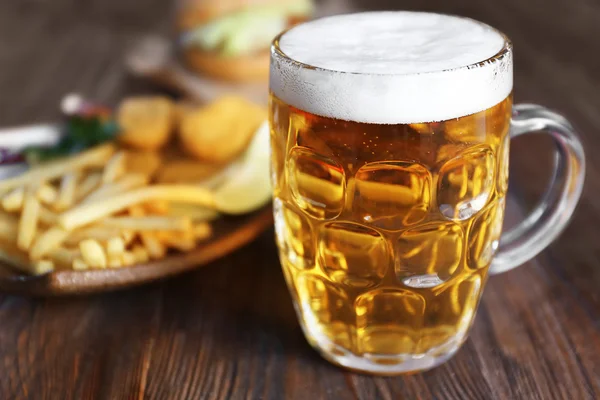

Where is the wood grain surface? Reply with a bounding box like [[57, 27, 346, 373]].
[[0, 0, 599, 399]]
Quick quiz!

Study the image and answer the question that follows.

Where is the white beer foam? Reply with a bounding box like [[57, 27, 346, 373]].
[[270, 12, 513, 124]]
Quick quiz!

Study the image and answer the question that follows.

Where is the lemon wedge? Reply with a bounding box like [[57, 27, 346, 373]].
[[213, 121, 272, 214]]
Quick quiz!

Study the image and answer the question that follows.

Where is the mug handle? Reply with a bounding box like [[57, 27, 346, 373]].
[[489, 104, 586, 274]]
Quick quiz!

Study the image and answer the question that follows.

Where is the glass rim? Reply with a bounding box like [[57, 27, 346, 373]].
[[271, 11, 513, 78]]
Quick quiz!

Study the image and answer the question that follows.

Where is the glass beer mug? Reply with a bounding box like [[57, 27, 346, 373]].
[[268, 12, 585, 374]]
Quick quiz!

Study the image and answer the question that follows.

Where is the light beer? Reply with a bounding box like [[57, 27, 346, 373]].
[[269, 11, 514, 373]]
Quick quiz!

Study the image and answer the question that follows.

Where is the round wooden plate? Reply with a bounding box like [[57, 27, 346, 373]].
[[0, 124, 274, 296], [0, 206, 273, 296]]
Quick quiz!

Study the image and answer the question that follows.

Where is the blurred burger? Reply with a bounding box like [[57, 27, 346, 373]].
[[176, 0, 314, 83]]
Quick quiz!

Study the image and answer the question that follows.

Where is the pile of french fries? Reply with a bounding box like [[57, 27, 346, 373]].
[[0, 95, 271, 275], [0, 144, 220, 275]]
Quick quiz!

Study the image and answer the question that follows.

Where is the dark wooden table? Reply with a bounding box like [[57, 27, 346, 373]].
[[1, 0, 599, 399]]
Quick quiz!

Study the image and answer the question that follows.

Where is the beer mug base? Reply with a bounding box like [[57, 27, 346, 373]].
[[300, 318, 465, 375]]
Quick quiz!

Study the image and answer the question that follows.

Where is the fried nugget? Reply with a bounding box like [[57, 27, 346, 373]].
[[117, 96, 175, 151], [179, 96, 266, 163]]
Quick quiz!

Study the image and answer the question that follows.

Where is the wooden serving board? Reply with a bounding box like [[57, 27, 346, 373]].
[[0, 205, 273, 296], [0, 117, 274, 296]]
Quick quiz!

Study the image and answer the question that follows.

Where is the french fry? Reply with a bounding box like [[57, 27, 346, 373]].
[[29, 226, 69, 260], [102, 151, 126, 183], [0, 239, 54, 275], [155, 160, 223, 184], [79, 239, 107, 269], [3, 187, 24, 211], [72, 258, 89, 271], [0, 213, 18, 242], [121, 251, 136, 266], [0, 210, 18, 221], [128, 205, 145, 217], [0, 239, 32, 273], [132, 245, 150, 264], [169, 204, 219, 222], [106, 237, 125, 258], [141, 233, 165, 259], [75, 172, 102, 201], [17, 190, 40, 250], [101, 216, 192, 231], [59, 185, 215, 230], [160, 230, 196, 252], [121, 230, 136, 245], [82, 173, 149, 204], [143, 200, 169, 215], [193, 222, 212, 241], [154, 231, 169, 241], [48, 247, 81, 269], [65, 225, 123, 246], [108, 256, 123, 269], [38, 206, 59, 225], [54, 172, 79, 210], [124, 150, 162, 177], [0, 143, 115, 193], [37, 184, 58, 205], [34, 260, 54, 274]]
